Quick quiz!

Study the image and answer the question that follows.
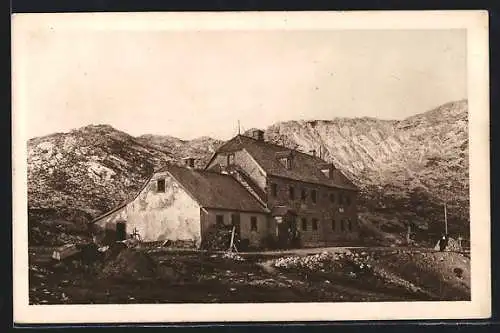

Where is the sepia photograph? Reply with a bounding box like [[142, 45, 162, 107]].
[[12, 11, 490, 323]]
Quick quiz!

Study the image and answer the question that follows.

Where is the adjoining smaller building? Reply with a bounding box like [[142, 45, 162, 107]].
[[91, 163, 269, 248]]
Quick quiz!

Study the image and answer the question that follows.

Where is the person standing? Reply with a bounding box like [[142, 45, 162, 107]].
[[438, 234, 447, 251]]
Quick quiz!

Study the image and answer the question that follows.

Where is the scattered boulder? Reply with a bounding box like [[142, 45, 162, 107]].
[[99, 248, 157, 281], [103, 242, 128, 261], [273, 252, 335, 271], [51, 244, 80, 261], [453, 267, 464, 279], [221, 252, 245, 261], [434, 237, 463, 252]]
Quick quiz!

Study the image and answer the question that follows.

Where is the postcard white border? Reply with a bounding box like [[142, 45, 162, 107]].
[[12, 10, 490, 324]]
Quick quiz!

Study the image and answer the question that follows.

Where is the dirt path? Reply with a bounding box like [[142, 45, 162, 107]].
[[238, 246, 470, 258]]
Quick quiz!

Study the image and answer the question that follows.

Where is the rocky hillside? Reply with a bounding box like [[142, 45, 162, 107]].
[[136, 134, 224, 169], [27, 100, 469, 245], [27, 125, 221, 240], [28, 125, 169, 225]]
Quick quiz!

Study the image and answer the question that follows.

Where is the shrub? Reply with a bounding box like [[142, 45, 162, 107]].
[[201, 224, 240, 251]]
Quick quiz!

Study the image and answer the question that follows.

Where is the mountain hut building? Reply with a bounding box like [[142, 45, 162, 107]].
[[91, 130, 360, 249]]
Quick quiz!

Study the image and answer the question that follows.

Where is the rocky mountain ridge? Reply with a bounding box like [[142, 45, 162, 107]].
[[27, 99, 469, 245]]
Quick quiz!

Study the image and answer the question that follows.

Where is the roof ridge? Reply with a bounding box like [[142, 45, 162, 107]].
[[235, 134, 328, 162]]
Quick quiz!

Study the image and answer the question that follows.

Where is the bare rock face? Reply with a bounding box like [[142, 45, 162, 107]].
[[27, 100, 469, 245], [136, 134, 224, 169]]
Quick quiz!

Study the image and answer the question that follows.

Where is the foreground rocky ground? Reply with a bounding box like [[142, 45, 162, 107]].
[[29, 246, 470, 304]]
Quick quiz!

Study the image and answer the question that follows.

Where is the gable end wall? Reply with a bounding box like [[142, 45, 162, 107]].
[[94, 171, 202, 246]]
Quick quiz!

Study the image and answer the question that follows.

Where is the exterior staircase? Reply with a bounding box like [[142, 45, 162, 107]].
[[224, 165, 268, 208]]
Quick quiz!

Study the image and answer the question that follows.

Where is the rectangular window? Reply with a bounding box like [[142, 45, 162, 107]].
[[289, 186, 295, 200], [330, 193, 335, 203], [301, 217, 307, 231], [347, 219, 353, 232], [345, 195, 351, 206], [227, 153, 235, 165], [312, 218, 318, 231], [157, 179, 165, 192], [301, 189, 307, 201], [216, 215, 224, 227], [271, 183, 278, 197], [340, 220, 345, 232], [338, 194, 343, 205], [331, 219, 336, 231], [250, 216, 258, 231], [311, 190, 317, 203]]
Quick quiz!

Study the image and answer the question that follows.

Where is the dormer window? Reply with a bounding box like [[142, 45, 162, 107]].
[[277, 151, 293, 170], [320, 163, 334, 179], [227, 153, 235, 165], [280, 157, 292, 170], [321, 164, 333, 179]]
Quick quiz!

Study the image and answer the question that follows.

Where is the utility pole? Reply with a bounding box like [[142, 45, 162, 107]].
[[444, 202, 448, 235], [238, 120, 241, 135]]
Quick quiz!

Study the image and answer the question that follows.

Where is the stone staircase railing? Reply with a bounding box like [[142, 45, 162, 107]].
[[224, 165, 267, 208]]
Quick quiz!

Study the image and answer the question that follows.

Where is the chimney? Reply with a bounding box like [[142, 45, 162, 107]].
[[184, 157, 195, 168], [252, 129, 265, 141], [310, 149, 316, 157]]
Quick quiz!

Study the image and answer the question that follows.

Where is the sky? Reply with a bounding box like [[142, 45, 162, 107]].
[[15, 27, 467, 140]]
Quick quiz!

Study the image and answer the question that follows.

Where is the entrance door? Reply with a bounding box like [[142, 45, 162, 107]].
[[276, 218, 288, 248], [276, 212, 297, 249], [116, 222, 126, 241], [288, 214, 300, 248]]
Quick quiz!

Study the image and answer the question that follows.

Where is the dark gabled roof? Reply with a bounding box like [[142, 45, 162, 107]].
[[91, 202, 127, 223], [160, 164, 269, 213], [91, 164, 268, 223], [208, 135, 358, 191]]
